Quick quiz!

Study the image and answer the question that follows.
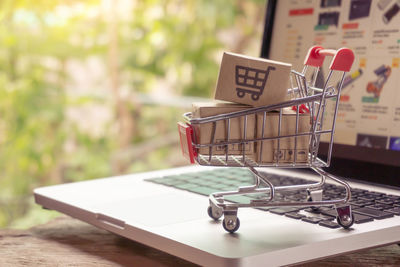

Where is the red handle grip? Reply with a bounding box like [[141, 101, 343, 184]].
[[304, 46, 354, 72], [178, 122, 196, 164], [316, 48, 336, 57]]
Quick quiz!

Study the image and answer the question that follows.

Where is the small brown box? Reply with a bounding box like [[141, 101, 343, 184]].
[[214, 52, 291, 107], [255, 108, 310, 163], [192, 102, 255, 156]]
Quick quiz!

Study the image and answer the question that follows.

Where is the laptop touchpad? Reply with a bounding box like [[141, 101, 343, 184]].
[[92, 193, 206, 227]]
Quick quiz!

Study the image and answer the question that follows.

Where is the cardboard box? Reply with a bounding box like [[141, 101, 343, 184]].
[[255, 108, 310, 163], [214, 52, 292, 107], [192, 102, 255, 156]]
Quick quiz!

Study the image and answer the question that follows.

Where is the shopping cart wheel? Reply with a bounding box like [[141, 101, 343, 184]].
[[222, 217, 240, 233], [251, 93, 260, 101], [207, 206, 223, 221], [336, 205, 354, 229], [237, 90, 245, 98], [337, 212, 354, 229]]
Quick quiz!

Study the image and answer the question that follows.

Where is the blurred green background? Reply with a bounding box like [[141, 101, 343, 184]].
[[0, 0, 265, 228]]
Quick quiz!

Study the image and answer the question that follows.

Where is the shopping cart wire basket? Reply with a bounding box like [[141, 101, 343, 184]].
[[178, 46, 355, 233]]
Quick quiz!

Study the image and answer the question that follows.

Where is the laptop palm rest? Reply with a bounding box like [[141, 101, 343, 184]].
[[91, 194, 205, 227]]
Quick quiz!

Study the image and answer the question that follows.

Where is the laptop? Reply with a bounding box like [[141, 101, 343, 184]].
[[34, 1, 400, 266]]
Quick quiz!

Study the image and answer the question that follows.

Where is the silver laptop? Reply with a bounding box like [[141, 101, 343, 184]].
[[34, 1, 400, 266]]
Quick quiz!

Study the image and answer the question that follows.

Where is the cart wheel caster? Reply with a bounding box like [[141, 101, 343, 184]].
[[207, 206, 223, 221], [336, 205, 354, 229], [337, 212, 354, 229], [222, 217, 240, 233]]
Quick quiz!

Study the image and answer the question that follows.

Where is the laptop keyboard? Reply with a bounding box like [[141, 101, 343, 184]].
[[146, 168, 400, 229]]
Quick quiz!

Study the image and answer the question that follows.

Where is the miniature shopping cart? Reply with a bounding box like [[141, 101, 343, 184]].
[[178, 46, 355, 233]]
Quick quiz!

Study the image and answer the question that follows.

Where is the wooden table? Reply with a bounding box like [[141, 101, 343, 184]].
[[1, 216, 399, 266]]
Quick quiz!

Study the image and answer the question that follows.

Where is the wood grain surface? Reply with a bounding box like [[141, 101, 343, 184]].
[[0, 216, 399, 266]]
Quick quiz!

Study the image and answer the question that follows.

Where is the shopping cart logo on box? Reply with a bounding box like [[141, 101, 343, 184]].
[[235, 65, 275, 101], [215, 139, 252, 152], [273, 149, 308, 162]]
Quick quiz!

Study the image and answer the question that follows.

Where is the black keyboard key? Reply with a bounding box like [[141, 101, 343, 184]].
[[353, 207, 394, 219], [386, 207, 400, 216], [350, 199, 374, 207], [367, 192, 386, 197], [285, 212, 305, 220], [357, 196, 375, 202], [353, 213, 374, 224], [319, 220, 340, 229], [352, 188, 369, 194], [301, 217, 323, 224], [304, 208, 321, 214], [375, 199, 394, 205], [351, 193, 366, 198], [366, 203, 393, 211], [269, 207, 301, 215], [386, 195, 400, 201], [304, 207, 335, 218], [320, 208, 337, 217], [349, 203, 363, 210]]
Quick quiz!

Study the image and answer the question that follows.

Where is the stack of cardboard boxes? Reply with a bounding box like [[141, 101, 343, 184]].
[[192, 52, 310, 164]]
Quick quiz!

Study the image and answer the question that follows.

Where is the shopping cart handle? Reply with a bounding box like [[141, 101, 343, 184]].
[[304, 46, 354, 72], [178, 122, 196, 164], [317, 48, 336, 57]]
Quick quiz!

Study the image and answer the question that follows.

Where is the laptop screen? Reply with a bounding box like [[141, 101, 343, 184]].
[[261, 0, 400, 187]]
